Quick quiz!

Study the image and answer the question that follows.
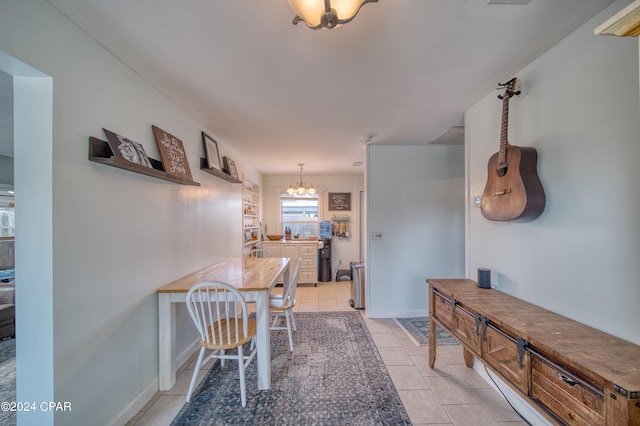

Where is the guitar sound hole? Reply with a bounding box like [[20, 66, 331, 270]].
[[496, 164, 508, 177]]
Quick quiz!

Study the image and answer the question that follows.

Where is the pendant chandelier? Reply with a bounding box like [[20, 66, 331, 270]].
[[288, 0, 378, 30], [287, 163, 317, 196]]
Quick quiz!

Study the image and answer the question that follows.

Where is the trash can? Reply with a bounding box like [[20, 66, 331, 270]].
[[350, 262, 365, 309]]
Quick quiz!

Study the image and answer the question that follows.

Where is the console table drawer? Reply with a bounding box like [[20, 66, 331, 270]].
[[531, 355, 604, 426], [433, 291, 454, 329], [452, 305, 480, 353], [482, 324, 529, 394]]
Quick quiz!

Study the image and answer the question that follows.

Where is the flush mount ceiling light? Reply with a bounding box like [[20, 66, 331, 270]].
[[288, 0, 378, 30], [287, 163, 317, 196]]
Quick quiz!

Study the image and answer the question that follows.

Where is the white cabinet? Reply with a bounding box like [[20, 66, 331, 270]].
[[280, 245, 299, 266], [243, 178, 260, 252], [261, 241, 319, 285], [297, 243, 318, 284]]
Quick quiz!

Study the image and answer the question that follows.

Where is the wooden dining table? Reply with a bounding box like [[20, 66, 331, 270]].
[[157, 257, 291, 391]]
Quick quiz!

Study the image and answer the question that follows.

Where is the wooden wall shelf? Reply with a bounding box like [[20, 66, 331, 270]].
[[88, 137, 200, 186], [595, 0, 640, 37], [199, 158, 242, 184]]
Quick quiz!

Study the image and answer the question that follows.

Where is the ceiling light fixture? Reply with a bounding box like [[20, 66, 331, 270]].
[[288, 0, 378, 30], [287, 163, 317, 196]]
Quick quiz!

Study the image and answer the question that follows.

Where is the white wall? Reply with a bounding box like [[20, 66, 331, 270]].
[[263, 174, 364, 272], [367, 144, 465, 317], [0, 0, 261, 424], [12, 59, 54, 426], [466, 0, 640, 345]]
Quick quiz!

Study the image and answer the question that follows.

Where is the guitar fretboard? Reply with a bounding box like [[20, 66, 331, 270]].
[[498, 92, 510, 166]]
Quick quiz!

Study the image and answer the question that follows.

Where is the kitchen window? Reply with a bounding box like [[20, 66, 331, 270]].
[[280, 193, 319, 238]]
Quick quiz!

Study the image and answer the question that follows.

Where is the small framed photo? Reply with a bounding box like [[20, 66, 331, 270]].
[[223, 156, 238, 179], [102, 128, 153, 168], [202, 132, 221, 171]]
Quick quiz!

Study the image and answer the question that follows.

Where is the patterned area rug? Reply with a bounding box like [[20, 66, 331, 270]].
[[393, 317, 458, 346], [172, 311, 411, 425], [0, 337, 16, 426]]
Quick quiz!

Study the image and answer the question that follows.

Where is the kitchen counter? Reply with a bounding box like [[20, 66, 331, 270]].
[[264, 238, 323, 246], [261, 239, 323, 284]]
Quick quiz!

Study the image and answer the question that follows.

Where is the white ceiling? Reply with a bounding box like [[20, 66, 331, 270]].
[[41, 0, 613, 176]]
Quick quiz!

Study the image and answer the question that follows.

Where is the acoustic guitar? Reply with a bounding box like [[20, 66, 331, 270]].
[[481, 78, 545, 222]]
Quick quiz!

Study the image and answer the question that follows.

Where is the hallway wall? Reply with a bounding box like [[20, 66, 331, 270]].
[[466, 0, 640, 344]]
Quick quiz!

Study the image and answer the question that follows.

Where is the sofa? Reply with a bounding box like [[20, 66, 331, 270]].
[[0, 283, 14, 339]]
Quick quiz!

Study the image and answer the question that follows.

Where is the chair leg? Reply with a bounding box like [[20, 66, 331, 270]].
[[271, 313, 280, 327], [237, 345, 247, 407], [285, 310, 294, 352], [186, 346, 206, 402], [290, 310, 297, 331], [221, 349, 225, 367]]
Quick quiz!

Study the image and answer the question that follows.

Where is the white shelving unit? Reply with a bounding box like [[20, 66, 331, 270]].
[[242, 177, 261, 252]]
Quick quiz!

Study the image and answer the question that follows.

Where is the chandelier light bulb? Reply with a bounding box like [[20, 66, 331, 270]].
[[288, 0, 378, 30], [287, 163, 316, 196]]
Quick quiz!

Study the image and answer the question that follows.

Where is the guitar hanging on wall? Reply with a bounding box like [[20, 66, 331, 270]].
[[481, 77, 545, 222]]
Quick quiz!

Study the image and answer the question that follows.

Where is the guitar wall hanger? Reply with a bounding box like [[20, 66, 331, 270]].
[[480, 77, 546, 222], [496, 78, 522, 99]]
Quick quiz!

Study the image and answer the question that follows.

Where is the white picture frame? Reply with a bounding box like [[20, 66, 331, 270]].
[[202, 132, 221, 171]]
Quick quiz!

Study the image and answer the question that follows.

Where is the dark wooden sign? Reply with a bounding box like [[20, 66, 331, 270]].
[[329, 192, 351, 211], [152, 125, 193, 181]]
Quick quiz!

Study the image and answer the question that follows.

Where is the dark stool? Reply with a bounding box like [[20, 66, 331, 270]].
[[336, 269, 352, 281]]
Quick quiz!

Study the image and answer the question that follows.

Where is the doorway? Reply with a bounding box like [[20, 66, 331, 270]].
[[0, 49, 55, 424], [358, 188, 365, 263]]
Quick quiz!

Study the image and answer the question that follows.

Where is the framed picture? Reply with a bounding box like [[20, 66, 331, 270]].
[[202, 132, 221, 171], [329, 192, 351, 211], [102, 128, 153, 168], [151, 125, 193, 181], [223, 156, 238, 179]]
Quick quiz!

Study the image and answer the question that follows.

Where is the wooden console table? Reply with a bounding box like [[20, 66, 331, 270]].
[[427, 278, 640, 425]]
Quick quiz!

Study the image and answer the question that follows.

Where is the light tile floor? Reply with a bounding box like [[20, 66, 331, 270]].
[[127, 280, 527, 425]]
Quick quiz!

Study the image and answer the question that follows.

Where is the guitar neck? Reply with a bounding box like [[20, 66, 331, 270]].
[[498, 95, 510, 164]]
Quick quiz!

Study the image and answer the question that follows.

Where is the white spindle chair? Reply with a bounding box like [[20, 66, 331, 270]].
[[185, 281, 257, 406], [246, 248, 272, 258], [269, 258, 301, 352]]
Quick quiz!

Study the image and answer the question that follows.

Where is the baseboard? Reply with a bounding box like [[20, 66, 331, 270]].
[[176, 339, 200, 373], [108, 377, 158, 426], [364, 309, 428, 318], [109, 339, 200, 426], [472, 359, 552, 426]]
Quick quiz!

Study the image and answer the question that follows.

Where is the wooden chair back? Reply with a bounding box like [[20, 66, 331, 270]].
[[186, 281, 254, 350]]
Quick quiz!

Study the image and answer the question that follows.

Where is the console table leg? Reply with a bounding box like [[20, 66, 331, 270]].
[[429, 316, 436, 368], [429, 284, 437, 368], [463, 347, 474, 368]]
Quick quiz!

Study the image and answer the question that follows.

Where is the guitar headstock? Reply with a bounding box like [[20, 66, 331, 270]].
[[497, 77, 521, 100]]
